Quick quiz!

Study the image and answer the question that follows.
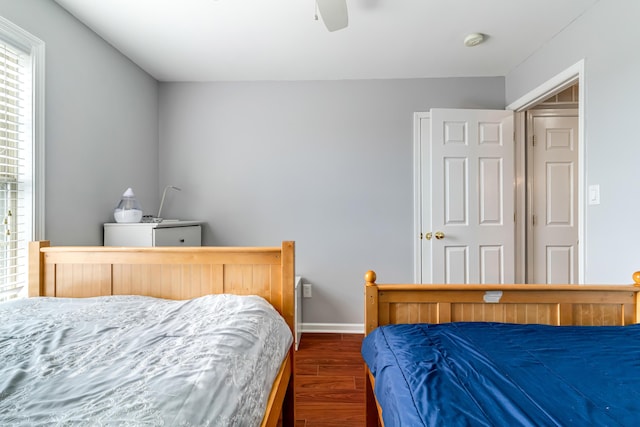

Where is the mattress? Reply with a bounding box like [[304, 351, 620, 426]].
[[0, 294, 293, 426], [362, 322, 640, 427]]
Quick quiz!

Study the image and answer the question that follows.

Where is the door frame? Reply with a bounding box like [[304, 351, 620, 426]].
[[507, 59, 585, 284], [413, 59, 585, 284], [413, 112, 430, 283]]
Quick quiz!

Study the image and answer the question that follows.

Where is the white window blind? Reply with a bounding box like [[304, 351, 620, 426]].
[[0, 39, 28, 301]]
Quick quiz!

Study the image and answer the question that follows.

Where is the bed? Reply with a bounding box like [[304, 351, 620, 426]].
[[0, 240, 295, 426], [362, 270, 640, 427]]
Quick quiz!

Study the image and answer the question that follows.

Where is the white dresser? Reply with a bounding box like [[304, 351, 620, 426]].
[[103, 221, 203, 247]]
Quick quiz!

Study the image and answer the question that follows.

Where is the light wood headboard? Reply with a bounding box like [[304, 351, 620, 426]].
[[364, 270, 640, 335], [28, 241, 295, 335]]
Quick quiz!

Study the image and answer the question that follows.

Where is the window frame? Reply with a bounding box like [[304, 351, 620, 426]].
[[0, 16, 45, 299]]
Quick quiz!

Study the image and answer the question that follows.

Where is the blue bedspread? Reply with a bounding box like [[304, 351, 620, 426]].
[[361, 322, 640, 426]]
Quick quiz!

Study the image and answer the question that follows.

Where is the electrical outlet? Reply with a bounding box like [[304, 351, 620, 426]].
[[303, 283, 312, 298]]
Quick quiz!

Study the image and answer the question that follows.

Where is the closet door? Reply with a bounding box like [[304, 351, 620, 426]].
[[529, 113, 579, 284]]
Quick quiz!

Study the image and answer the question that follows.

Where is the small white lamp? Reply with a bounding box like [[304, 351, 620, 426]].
[[155, 185, 181, 222]]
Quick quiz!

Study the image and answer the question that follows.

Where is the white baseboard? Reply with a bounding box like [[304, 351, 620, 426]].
[[300, 323, 364, 334]]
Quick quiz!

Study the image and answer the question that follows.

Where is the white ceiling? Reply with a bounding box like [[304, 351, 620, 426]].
[[53, 0, 599, 82]]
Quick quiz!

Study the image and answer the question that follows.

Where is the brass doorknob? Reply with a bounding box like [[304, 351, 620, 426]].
[[434, 231, 445, 240], [425, 232, 433, 240]]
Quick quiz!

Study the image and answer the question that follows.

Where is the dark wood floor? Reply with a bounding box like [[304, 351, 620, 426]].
[[294, 333, 365, 427]]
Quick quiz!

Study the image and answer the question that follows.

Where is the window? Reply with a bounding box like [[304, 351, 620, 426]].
[[0, 17, 44, 301]]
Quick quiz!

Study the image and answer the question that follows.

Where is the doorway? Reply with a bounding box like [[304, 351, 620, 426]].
[[414, 61, 585, 284], [526, 105, 579, 284]]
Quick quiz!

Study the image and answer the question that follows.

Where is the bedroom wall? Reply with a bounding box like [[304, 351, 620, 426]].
[[0, 0, 158, 245], [505, 0, 640, 284], [158, 78, 505, 325]]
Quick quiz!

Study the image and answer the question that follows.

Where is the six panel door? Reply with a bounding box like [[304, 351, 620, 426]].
[[530, 114, 579, 284], [430, 109, 514, 284]]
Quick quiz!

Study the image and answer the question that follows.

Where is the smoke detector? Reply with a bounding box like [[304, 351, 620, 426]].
[[464, 33, 485, 47]]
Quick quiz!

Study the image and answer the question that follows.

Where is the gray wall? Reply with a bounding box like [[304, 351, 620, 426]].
[[506, 0, 640, 284], [158, 79, 505, 324], [13, 0, 632, 324], [0, 0, 159, 245]]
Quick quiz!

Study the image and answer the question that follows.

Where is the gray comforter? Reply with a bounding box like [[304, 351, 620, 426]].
[[0, 294, 292, 426]]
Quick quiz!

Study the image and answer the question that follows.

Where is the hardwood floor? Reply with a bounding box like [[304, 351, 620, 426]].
[[295, 333, 365, 427]]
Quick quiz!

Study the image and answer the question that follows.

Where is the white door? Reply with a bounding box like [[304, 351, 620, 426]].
[[428, 109, 514, 284], [528, 112, 579, 283]]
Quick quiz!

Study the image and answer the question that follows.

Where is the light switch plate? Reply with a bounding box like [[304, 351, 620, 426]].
[[588, 185, 600, 205]]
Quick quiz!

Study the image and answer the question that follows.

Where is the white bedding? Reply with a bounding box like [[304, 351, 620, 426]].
[[0, 294, 293, 426]]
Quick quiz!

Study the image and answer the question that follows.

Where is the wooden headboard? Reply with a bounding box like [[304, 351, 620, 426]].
[[28, 241, 295, 335], [364, 270, 640, 335]]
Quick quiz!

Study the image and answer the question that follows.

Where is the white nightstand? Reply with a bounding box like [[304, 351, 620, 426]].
[[103, 221, 204, 247]]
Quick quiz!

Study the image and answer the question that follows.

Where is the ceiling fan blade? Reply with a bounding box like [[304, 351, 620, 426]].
[[316, 0, 348, 32]]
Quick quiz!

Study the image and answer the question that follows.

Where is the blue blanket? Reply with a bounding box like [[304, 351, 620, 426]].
[[362, 322, 640, 426]]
